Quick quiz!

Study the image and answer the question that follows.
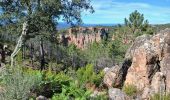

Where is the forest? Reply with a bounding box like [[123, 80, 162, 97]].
[[0, 0, 170, 100]]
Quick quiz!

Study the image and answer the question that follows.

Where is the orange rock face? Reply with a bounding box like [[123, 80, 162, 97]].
[[60, 27, 108, 49]]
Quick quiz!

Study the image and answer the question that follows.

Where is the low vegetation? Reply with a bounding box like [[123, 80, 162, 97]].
[[0, 64, 105, 99], [122, 84, 138, 96], [150, 93, 170, 100]]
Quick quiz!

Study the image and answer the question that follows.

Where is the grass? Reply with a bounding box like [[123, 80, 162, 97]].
[[122, 84, 137, 96]]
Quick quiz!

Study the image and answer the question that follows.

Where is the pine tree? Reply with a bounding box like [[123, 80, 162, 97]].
[[124, 10, 151, 36], [0, 0, 94, 67]]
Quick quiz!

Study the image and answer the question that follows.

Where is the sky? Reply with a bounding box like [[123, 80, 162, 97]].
[[81, 0, 170, 24]]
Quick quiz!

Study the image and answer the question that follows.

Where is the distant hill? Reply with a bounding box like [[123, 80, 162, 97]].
[[57, 22, 116, 30]]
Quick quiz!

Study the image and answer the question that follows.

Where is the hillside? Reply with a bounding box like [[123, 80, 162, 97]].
[[0, 0, 170, 100]]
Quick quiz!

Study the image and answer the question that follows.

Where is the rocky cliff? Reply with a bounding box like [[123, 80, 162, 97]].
[[60, 27, 108, 49], [104, 28, 170, 99]]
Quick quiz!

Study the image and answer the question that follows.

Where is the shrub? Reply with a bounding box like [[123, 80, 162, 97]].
[[52, 81, 92, 100], [0, 66, 42, 100], [33, 71, 71, 98], [76, 64, 104, 87], [108, 39, 129, 64], [122, 84, 137, 96]]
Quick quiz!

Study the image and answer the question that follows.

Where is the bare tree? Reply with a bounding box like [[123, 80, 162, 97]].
[[10, 22, 28, 67]]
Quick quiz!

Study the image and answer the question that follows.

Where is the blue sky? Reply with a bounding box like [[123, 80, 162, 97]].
[[81, 0, 170, 24]]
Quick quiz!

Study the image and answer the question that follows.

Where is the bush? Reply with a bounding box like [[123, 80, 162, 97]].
[[76, 64, 104, 87], [108, 40, 129, 64], [52, 81, 92, 100], [0, 66, 42, 100], [122, 84, 137, 96], [33, 70, 71, 98], [50, 64, 105, 99]]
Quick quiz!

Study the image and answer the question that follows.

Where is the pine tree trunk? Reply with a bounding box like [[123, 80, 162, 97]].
[[0, 44, 6, 64], [40, 38, 45, 70], [30, 43, 34, 67]]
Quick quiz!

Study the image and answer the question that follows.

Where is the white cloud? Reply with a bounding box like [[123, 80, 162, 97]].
[[82, 1, 170, 24]]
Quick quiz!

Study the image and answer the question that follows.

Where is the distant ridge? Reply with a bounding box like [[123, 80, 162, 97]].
[[57, 22, 116, 30]]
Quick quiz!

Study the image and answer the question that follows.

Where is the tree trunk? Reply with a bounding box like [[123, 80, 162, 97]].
[[10, 22, 28, 67], [40, 38, 45, 70], [30, 43, 34, 67], [22, 42, 26, 60], [0, 44, 6, 64]]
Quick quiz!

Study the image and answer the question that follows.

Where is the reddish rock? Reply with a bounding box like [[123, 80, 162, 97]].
[[60, 27, 108, 49]]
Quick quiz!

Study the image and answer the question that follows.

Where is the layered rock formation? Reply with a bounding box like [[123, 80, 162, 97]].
[[104, 28, 170, 99], [60, 27, 108, 49]]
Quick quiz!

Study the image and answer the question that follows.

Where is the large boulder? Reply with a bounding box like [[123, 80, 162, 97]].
[[108, 88, 130, 100], [104, 28, 170, 99], [124, 28, 170, 97], [103, 63, 132, 88]]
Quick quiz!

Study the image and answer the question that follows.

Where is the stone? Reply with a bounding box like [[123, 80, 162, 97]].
[[36, 95, 47, 100], [103, 65, 123, 88], [108, 88, 130, 100], [124, 29, 170, 91], [142, 87, 151, 99], [103, 28, 170, 99], [150, 72, 166, 94]]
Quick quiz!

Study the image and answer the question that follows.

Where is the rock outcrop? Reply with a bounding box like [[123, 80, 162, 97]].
[[60, 27, 108, 49], [124, 28, 170, 92], [109, 88, 130, 100], [104, 28, 170, 99]]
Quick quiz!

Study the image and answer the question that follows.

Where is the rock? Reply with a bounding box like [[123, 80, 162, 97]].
[[109, 88, 130, 100], [150, 72, 166, 94], [36, 95, 47, 100], [60, 27, 108, 49], [103, 29, 170, 99], [142, 87, 151, 99], [90, 90, 107, 99], [103, 67, 110, 74], [103, 59, 132, 88], [103, 65, 123, 88], [124, 28, 170, 91], [121, 28, 170, 99]]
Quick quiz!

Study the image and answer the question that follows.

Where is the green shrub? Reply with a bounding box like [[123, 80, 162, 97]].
[[0, 66, 42, 100], [122, 84, 137, 96], [33, 70, 71, 98], [150, 93, 170, 100], [76, 64, 104, 87], [52, 81, 92, 100], [108, 39, 129, 64], [51, 64, 105, 99]]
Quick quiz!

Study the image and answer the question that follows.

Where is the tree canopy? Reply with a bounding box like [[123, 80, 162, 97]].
[[0, 0, 94, 35]]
